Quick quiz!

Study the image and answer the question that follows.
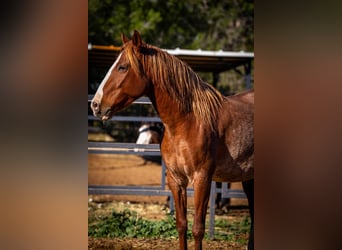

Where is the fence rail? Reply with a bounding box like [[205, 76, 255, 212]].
[[88, 142, 161, 155]]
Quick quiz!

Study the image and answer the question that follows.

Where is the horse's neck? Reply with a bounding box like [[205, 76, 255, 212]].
[[148, 86, 193, 132]]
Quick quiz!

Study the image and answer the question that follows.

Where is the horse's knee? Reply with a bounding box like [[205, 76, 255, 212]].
[[192, 223, 205, 240], [176, 218, 188, 234]]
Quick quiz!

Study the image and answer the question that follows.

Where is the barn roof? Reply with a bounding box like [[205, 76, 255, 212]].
[[88, 44, 254, 73]]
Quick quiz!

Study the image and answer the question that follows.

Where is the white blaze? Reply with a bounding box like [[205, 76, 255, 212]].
[[93, 52, 123, 102]]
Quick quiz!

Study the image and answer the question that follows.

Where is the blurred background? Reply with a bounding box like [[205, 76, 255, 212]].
[[89, 0, 253, 50]]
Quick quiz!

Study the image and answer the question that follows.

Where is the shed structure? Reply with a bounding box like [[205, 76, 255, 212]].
[[88, 44, 254, 89]]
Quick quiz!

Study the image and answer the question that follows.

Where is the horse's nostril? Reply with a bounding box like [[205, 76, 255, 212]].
[[91, 100, 99, 111]]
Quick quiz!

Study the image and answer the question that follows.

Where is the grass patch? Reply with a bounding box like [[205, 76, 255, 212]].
[[89, 207, 250, 244], [212, 217, 250, 244], [89, 209, 179, 238]]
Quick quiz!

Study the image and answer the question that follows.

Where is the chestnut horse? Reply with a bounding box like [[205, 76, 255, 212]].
[[91, 31, 254, 250]]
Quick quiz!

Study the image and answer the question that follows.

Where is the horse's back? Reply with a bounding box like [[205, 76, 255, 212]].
[[230, 89, 254, 104]]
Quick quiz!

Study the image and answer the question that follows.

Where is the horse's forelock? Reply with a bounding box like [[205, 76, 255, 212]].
[[124, 45, 141, 75]]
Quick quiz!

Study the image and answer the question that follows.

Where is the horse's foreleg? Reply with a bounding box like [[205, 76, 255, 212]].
[[167, 173, 188, 250], [242, 179, 254, 250], [192, 173, 212, 250]]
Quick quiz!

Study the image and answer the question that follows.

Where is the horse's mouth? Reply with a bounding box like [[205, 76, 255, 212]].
[[101, 108, 113, 121]]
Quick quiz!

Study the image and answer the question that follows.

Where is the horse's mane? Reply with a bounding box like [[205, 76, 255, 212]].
[[126, 43, 223, 130]]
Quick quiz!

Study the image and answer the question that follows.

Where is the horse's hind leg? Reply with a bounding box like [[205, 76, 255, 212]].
[[167, 173, 188, 250], [242, 179, 254, 250]]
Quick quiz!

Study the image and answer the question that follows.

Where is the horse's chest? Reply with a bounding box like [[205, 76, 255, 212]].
[[161, 137, 199, 184]]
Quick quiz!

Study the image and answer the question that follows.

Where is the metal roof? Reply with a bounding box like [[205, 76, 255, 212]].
[[88, 44, 253, 73]]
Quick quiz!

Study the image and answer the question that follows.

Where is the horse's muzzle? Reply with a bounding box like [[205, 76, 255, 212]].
[[91, 100, 112, 120], [90, 100, 100, 115]]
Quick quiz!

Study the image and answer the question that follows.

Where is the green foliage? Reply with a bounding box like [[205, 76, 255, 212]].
[[88, 0, 253, 51], [89, 209, 179, 238], [89, 208, 249, 244], [211, 217, 250, 243]]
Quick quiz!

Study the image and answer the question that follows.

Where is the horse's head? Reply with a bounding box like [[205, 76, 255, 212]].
[[91, 31, 149, 120]]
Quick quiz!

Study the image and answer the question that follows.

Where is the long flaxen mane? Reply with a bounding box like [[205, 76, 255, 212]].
[[125, 42, 223, 131]]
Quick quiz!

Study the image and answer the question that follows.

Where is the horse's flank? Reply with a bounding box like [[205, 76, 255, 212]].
[[214, 91, 254, 182]]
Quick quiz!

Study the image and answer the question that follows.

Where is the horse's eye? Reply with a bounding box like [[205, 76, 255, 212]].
[[118, 65, 128, 72]]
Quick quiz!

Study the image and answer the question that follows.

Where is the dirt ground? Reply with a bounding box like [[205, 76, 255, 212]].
[[88, 237, 248, 250], [88, 152, 250, 249]]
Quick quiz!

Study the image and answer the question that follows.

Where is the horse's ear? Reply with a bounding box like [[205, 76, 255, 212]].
[[121, 33, 129, 44], [132, 30, 142, 47]]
